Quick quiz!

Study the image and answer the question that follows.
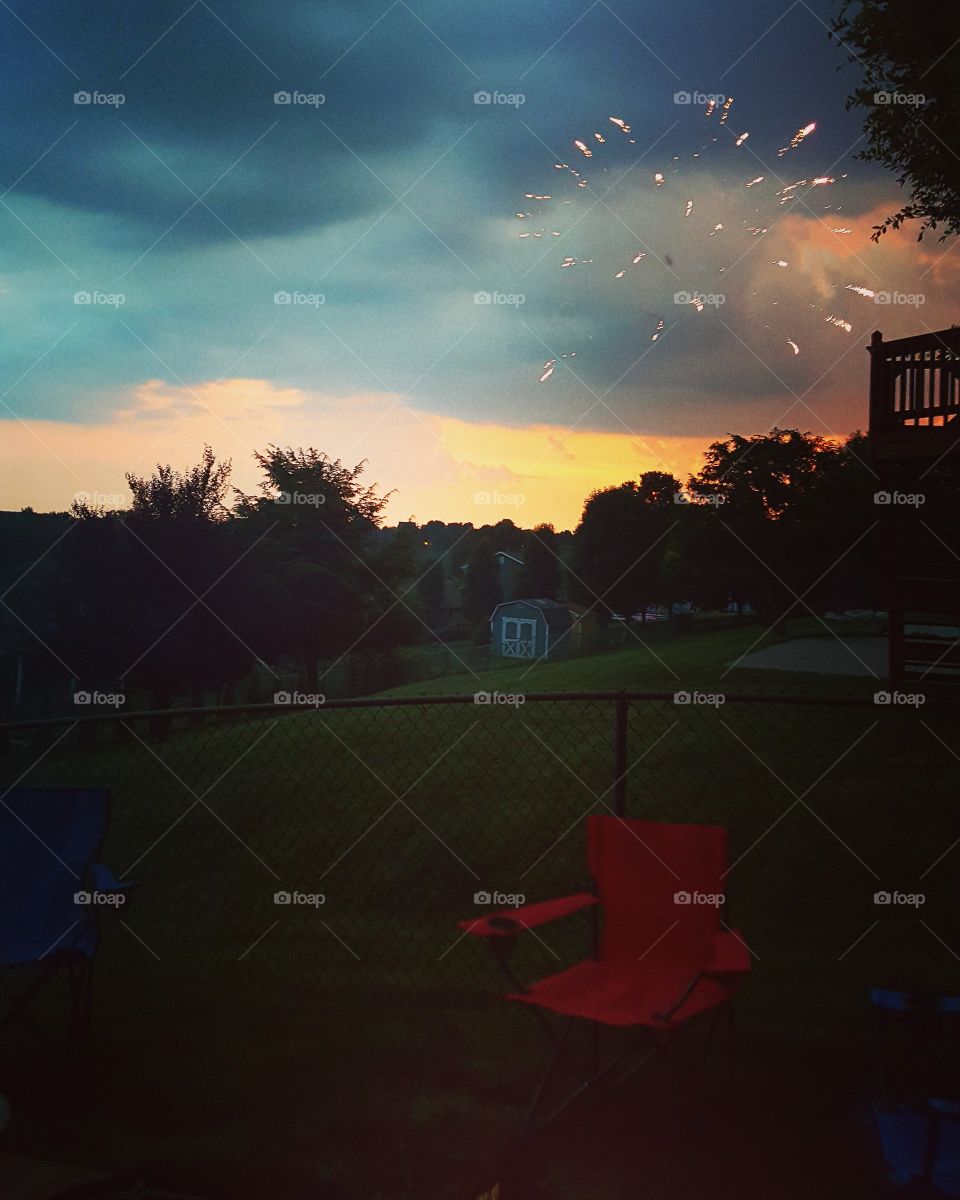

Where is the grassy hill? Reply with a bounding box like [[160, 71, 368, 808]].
[[4, 615, 945, 1200], [379, 617, 881, 701]]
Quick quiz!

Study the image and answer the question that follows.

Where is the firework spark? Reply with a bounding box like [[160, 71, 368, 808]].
[[779, 121, 816, 156]]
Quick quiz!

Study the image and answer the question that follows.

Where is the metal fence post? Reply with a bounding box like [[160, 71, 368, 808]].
[[612, 691, 628, 817]]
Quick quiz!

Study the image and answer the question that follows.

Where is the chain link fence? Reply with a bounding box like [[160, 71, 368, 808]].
[[1, 692, 959, 1197]]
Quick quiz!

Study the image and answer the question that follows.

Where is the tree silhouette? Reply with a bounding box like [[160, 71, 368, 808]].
[[573, 472, 681, 621], [520, 524, 561, 599], [234, 447, 393, 691], [833, 0, 960, 241], [463, 535, 501, 631], [687, 429, 878, 623], [63, 447, 253, 709]]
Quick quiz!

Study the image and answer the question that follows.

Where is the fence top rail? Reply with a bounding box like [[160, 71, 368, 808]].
[[871, 327, 960, 359], [2, 689, 960, 732]]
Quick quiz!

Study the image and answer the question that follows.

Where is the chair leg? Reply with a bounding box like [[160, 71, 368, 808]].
[[524, 1017, 576, 1137], [66, 958, 94, 1073], [0, 962, 59, 1039]]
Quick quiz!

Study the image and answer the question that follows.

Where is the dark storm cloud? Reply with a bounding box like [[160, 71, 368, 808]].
[[2, 0, 934, 446], [1, 0, 862, 243]]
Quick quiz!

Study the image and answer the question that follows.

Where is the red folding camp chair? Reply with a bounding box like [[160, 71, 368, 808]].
[[460, 817, 750, 1141]]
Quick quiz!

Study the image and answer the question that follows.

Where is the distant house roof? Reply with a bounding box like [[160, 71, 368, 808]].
[[494, 550, 524, 566]]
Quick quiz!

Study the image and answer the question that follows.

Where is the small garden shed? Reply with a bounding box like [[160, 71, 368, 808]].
[[489, 599, 582, 660]]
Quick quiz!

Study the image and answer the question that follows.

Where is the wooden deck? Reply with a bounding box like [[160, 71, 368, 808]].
[[869, 327, 960, 464]]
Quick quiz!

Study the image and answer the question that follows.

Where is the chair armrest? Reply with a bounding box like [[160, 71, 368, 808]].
[[458, 891, 598, 938], [705, 928, 751, 973]]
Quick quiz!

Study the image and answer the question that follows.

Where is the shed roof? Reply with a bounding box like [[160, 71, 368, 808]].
[[491, 598, 573, 627]]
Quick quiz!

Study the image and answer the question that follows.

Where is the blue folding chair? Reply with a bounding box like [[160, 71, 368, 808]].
[[871, 988, 960, 1198], [0, 788, 133, 1060]]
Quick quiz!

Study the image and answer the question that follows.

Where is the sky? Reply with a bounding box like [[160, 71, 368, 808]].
[[1, 0, 957, 530]]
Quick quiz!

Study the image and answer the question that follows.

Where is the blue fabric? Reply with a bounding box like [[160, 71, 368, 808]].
[[90, 862, 136, 894], [874, 1102, 960, 1197], [871, 988, 960, 1014], [0, 788, 110, 966]]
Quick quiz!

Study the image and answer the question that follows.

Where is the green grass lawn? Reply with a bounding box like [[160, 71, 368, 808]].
[[379, 616, 882, 701], [1, 620, 955, 1199]]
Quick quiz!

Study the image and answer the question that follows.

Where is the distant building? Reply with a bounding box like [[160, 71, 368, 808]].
[[489, 599, 593, 660]]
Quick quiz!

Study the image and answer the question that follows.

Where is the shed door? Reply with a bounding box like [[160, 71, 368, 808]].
[[502, 618, 536, 658]]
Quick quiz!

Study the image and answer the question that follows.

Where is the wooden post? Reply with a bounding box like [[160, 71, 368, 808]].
[[868, 329, 887, 435], [888, 577, 905, 688]]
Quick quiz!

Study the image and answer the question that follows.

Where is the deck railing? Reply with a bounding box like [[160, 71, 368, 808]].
[[868, 327, 960, 435]]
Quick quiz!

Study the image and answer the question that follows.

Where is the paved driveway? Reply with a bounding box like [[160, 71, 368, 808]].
[[736, 636, 887, 677]]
